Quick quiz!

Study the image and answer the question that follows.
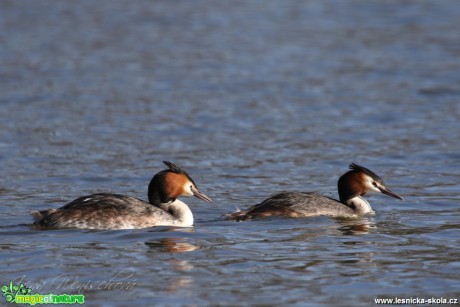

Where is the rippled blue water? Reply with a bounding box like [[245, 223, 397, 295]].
[[1, 1, 460, 306]]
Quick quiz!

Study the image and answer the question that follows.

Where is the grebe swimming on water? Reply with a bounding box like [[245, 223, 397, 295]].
[[32, 161, 212, 229], [226, 163, 403, 221]]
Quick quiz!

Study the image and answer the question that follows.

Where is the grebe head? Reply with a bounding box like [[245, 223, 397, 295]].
[[148, 161, 213, 205], [338, 163, 403, 203]]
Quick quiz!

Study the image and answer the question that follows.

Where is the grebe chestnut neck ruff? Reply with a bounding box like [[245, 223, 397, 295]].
[[226, 163, 403, 221], [32, 161, 212, 230]]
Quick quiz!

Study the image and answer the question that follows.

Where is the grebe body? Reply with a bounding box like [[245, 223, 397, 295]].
[[226, 163, 403, 221], [32, 161, 212, 230]]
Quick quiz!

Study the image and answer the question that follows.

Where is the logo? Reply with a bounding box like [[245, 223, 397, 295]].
[[1, 281, 85, 305]]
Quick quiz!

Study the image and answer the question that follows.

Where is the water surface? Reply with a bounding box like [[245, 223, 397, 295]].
[[1, 1, 460, 306]]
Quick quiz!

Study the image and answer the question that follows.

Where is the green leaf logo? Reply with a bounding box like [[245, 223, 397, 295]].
[[1, 281, 32, 303]]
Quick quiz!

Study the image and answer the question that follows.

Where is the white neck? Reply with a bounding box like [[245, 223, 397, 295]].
[[162, 199, 194, 226], [345, 196, 375, 215]]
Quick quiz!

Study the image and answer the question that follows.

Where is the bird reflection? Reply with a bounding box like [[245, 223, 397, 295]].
[[144, 237, 198, 293], [337, 218, 376, 235], [145, 237, 200, 253]]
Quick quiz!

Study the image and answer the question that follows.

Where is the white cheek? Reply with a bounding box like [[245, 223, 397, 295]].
[[182, 183, 194, 196], [366, 180, 381, 193]]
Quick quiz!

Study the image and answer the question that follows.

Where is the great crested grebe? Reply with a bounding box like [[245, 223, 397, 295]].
[[226, 163, 403, 221], [32, 161, 212, 230]]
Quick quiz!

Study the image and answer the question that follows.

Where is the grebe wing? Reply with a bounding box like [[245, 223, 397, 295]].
[[239, 192, 319, 217], [253, 191, 319, 208], [58, 193, 146, 210]]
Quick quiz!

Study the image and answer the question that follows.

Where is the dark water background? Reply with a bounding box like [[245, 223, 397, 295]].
[[1, 1, 460, 306]]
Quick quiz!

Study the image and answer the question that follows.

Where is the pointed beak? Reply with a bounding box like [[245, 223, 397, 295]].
[[378, 186, 404, 201], [191, 186, 213, 203]]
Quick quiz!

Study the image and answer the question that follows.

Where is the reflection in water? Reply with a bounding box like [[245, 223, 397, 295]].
[[337, 218, 376, 235], [338, 223, 372, 236], [145, 238, 200, 253], [144, 238, 197, 294], [334, 219, 377, 267], [165, 275, 193, 293]]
